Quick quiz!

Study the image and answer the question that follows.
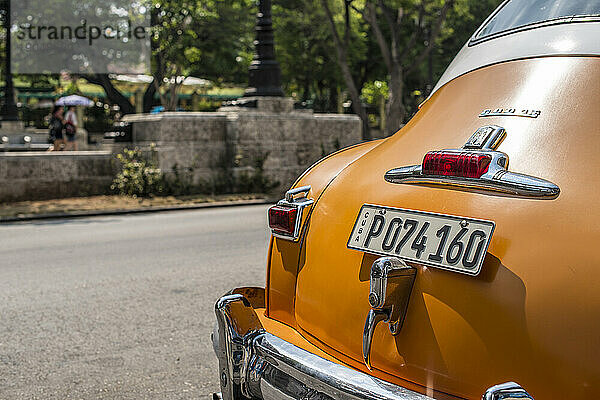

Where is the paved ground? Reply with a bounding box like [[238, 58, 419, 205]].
[[0, 205, 270, 399]]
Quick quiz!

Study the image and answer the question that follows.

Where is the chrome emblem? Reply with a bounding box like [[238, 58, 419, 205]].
[[479, 108, 541, 118], [463, 125, 506, 150]]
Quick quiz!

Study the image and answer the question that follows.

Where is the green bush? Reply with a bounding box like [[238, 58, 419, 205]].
[[111, 147, 164, 197], [112, 146, 280, 198]]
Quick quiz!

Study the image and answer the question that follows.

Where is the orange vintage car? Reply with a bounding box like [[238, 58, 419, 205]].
[[212, 1, 600, 399]]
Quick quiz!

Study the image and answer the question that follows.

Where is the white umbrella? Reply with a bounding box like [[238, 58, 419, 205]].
[[55, 95, 94, 107], [182, 76, 212, 87], [109, 74, 154, 84]]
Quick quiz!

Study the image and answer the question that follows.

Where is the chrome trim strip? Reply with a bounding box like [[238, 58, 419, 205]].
[[213, 292, 432, 400], [385, 165, 559, 198], [385, 128, 559, 198], [471, 12, 600, 46], [483, 381, 534, 399]]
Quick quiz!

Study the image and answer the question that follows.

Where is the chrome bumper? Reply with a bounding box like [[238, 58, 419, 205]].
[[212, 290, 430, 400], [212, 289, 534, 400]]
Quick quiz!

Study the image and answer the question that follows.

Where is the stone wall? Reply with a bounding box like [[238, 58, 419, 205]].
[[0, 151, 115, 202], [0, 101, 362, 202], [126, 113, 228, 186], [124, 101, 362, 194]]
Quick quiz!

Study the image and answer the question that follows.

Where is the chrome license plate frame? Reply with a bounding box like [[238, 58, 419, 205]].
[[347, 204, 495, 276]]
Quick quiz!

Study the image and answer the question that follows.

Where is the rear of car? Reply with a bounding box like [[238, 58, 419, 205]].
[[212, 1, 600, 399]]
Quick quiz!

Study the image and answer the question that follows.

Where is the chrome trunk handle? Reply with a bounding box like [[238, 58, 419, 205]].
[[362, 257, 416, 370], [362, 308, 390, 370]]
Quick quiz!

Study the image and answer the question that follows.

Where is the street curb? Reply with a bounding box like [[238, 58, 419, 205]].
[[0, 198, 274, 223]]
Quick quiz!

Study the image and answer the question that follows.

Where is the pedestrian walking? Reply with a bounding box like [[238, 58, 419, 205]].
[[64, 106, 78, 151], [48, 105, 65, 151]]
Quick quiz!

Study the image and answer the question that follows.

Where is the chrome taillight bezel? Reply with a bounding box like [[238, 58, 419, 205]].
[[269, 185, 313, 241]]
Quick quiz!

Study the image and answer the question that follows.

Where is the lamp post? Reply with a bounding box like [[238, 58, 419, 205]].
[[244, 0, 284, 97], [1, 0, 18, 122]]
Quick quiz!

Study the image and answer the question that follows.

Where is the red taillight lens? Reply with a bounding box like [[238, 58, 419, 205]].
[[422, 151, 491, 179], [268, 205, 298, 235]]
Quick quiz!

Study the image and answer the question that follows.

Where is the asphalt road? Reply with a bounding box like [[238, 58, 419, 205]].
[[0, 205, 271, 399]]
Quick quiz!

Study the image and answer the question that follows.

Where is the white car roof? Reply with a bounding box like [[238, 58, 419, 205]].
[[429, 14, 600, 97]]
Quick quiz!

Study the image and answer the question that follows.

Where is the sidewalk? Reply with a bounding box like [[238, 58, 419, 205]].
[[0, 194, 273, 222]]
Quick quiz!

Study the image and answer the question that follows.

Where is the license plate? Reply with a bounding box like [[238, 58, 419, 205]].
[[347, 204, 495, 276]]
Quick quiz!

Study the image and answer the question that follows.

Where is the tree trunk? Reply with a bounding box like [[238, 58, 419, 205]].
[[142, 81, 157, 113], [84, 74, 136, 115], [356, 0, 454, 136], [167, 82, 182, 111], [321, 0, 371, 141], [302, 78, 310, 103], [336, 59, 371, 140], [385, 66, 405, 136]]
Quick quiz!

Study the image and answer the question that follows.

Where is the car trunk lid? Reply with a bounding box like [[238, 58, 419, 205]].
[[292, 57, 600, 399]]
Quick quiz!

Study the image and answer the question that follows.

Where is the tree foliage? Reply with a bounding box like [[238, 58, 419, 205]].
[[2, 0, 501, 128], [84, 0, 255, 113], [316, 0, 501, 135], [270, 0, 501, 136]]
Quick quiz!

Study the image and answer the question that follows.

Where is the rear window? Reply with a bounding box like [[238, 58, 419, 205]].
[[474, 0, 600, 40]]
